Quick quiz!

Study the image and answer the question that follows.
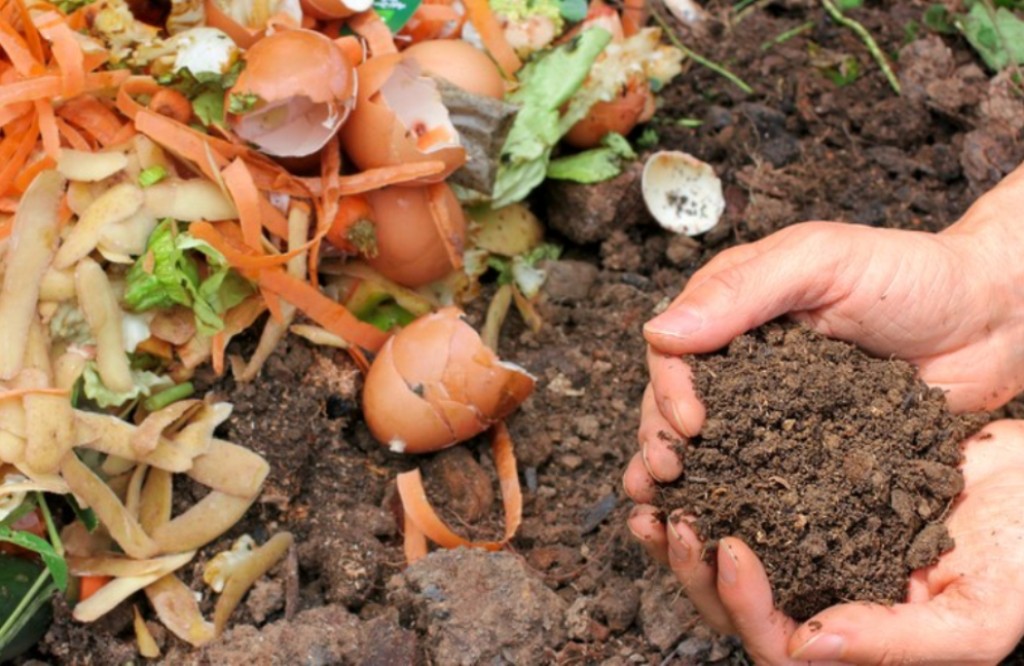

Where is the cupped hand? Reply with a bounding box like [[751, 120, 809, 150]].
[[625, 163, 1024, 499], [629, 420, 1024, 665]]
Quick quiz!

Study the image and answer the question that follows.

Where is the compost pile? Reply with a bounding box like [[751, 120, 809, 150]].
[[657, 322, 983, 620]]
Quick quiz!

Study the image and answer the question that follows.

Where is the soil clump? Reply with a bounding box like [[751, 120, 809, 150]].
[[658, 321, 983, 620]]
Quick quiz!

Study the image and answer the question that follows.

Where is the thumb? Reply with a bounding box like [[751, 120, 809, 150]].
[[787, 590, 1017, 665], [644, 234, 847, 354]]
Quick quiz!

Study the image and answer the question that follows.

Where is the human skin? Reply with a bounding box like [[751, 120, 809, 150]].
[[623, 163, 1024, 664]]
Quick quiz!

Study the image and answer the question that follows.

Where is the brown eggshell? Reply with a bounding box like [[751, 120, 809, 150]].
[[226, 29, 356, 157], [339, 54, 466, 181], [402, 40, 505, 99], [362, 307, 535, 453], [364, 183, 466, 288], [563, 76, 655, 149], [361, 336, 454, 453]]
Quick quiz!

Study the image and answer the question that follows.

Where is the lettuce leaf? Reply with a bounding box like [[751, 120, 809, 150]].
[[81, 363, 172, 408], [546, 132, 637, 183], [491, 28, 612, 207], [124, 220, 253, 336], [955, 3, 1024, 71]]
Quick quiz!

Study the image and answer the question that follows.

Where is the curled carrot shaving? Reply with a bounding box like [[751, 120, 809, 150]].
[[35, 12, 85, 98], [135, 109, 228, 183], [257, 269, 389, 352], [0, 101, 30, 127], [116, 76, 161, 121], [299, 160, 447, 196], [34, 99, 59, 158], [0, 75, 60, 107], [55, 117, 91, 151], [221, 159, 265, 253], [148, 88, 192, 124], [11, 0, 43, 62], [347, 10, 398, 56], [13, 155, 55, 193], [397, 422, 522, 561], [260, 286, 285, 324], [462, 0, 521, 77], [403, 513, 429, 564], [77, 575, 111, 602], [0, 386, 70, 401], [0, 116, 38, 197], [0, 16, 42, 76], [621, 0, 647, 36], [189, 221, 316, 272], [58, 95, 125, 147]]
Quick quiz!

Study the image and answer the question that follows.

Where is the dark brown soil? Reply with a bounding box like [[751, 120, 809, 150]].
[[657, 322, 981, 620], [29, 0, 1024, 663]]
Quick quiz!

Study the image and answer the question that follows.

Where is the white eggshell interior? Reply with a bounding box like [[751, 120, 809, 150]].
[[380, 60, 460, 152], [233, 96, 343, 157], [641, 150, 725, 236]]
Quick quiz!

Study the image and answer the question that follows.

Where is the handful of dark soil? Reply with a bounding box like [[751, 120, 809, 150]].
[[657, 322, 984, 621]]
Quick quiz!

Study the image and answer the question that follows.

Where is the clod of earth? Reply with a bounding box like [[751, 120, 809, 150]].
[[657, 322, 984, 621]]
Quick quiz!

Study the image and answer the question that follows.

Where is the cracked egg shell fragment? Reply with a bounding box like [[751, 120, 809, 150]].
[[641, 150, 725, 236], [362, 307, 535, 454]]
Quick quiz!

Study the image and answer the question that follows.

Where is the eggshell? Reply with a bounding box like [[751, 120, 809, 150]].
[[339, 55, 465, 181], [365, 183, 466, 287], [402, 40, 505, 99], [641, 150, 725, 236], [362, 307, 535, 453], [226, 29, 356, 157], [564, 75, 655, 149]]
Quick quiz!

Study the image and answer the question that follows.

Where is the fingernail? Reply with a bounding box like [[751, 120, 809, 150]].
[[791, 633, 846, 660], [646, 308, 704, 340], [666, 518, 690, 562], [718, 542, 738, 585]]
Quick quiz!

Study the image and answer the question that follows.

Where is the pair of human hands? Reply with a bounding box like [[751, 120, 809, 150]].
[[625, 164, 1024, 664]]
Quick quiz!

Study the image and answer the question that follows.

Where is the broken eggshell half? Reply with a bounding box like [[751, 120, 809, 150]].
[[362, 307, 535, 454], [364, 182, 467, 288], [339, 54, 466, 182], [641, 150, 725, 236], [299, 0, 372, 20], [225, 28, 356, 158]]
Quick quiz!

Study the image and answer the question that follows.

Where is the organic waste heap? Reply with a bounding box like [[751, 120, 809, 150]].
[[657, 321, 984, 620]]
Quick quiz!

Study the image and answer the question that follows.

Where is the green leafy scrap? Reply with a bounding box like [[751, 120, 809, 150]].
[[138, 165, 167, 188], [546, 132, 637, 184], [81, 363, 172, 409], [156, 61, 245, 127], [227, 92, 261, 115], [124, 220, 253, 336], [491, 28, 613, 207], [0, 527, 67, 593], [955, 3, 1024, 70]]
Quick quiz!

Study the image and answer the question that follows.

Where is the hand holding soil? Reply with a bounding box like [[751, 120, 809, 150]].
[[626, 163, 1024, 664]]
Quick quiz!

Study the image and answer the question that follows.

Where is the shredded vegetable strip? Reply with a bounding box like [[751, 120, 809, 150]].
[[347, 10, 398, 56], [396, 422, 522, 557], [35, 12, 85, 98], [0, 386, 69, 401], [34, 99, 59, 158], [257, 269, 389, 352], [298, 160, 448, 196], [0, 16, 42, 75], [462, 0, 521, 76], [135, 110, 228, 182], [59, 96, 126, 147], [221, 159, 264, 253]]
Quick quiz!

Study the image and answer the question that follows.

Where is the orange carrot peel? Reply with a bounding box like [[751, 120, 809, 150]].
[[397, 422, 523, 563]]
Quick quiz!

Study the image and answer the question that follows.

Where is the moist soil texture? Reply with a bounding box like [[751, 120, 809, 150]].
[[30, 0, 1024, 664], [657, 322, 980, 621]]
